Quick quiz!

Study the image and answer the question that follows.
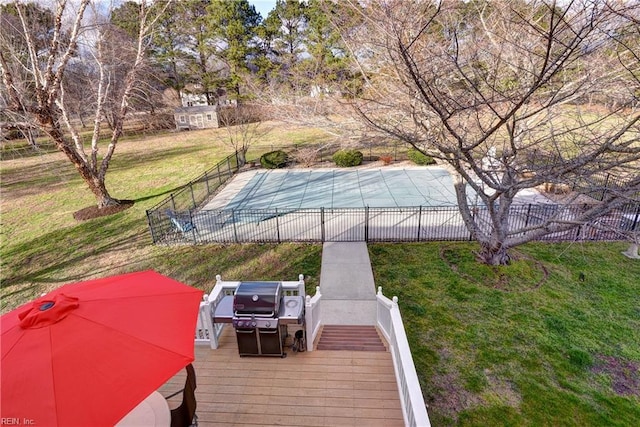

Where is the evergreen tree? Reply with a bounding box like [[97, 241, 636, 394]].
[[206, 0, 262, 98]]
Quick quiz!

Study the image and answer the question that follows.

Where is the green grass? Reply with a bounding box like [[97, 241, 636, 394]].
[[369, 242, 640, 426], [2, 122, 639, 425], [1, 122, 327, 311]]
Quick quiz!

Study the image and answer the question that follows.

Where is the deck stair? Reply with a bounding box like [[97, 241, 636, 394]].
[[316, 325, 387, 351]]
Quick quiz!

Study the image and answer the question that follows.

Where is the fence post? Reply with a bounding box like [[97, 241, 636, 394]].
[[232, 209, 239, 243], [417, 206, 422, 241], [601, 173, 610, 201], [365, 206, 369, 242], [204, 171, 210, 195], [217, 164, 222, 184], [146, 210, 158, 243], [190, 183, 196, 209], [189, 209, 197, 243], [275, 208, 281, 243], [321, 207, 325, 243], [170, 194, 176, 211], [469, 208, 475, 241], [227, 157, 231, 178], [524, 203, 532, 228]]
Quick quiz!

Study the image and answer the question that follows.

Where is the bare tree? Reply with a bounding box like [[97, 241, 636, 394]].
[[0, 0, 170, 208], [216, 105, 272, 166], [335, 0, 640, 265]]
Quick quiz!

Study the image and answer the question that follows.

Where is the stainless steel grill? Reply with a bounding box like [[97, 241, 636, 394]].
[[212, 281, 305, 357]]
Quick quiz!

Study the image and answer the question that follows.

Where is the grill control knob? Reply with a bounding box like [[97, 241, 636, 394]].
[[251, 321, 257, 327], [265, 322, 271, 328]]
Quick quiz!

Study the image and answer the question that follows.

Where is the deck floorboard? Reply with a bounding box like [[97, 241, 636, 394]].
[[159, 327, 404, 427]]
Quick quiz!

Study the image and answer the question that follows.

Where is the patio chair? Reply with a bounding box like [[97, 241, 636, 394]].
[[169, 363, 198, 427], [166, 209, 199, 241]]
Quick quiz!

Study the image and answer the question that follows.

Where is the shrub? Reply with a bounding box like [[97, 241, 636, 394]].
[[407, 149, 436, 165], [291, 147, 318, 167], [332, 149, 363, 167], [260, 150, 289, 169]]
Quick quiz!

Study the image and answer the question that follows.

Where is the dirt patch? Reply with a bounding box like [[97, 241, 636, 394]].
[[431, 371, 481, 421], [483, 371, 522, 407], [591, 355, 640, 397], [73, 200, 134, 221]]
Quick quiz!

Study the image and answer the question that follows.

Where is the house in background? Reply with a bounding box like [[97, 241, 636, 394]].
[[173, 84, 237, 130], [174, 105, 220, 130]]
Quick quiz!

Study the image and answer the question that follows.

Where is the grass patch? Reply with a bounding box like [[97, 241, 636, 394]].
[[370, 242, 640, 426], [1, 122, 327, 312]]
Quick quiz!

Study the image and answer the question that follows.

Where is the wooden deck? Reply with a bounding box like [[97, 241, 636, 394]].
[[159, 327, 405, 426]]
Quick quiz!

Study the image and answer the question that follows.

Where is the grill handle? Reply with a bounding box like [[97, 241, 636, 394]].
[[234, 311, 275, 318]]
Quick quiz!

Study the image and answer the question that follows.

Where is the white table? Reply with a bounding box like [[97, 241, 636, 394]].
[[116, 391, 171, 427]]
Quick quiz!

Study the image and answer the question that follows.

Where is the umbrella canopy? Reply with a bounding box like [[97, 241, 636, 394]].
[[1, 270, 204, 427]]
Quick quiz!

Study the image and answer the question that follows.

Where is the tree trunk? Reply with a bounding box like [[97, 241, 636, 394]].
[[84, 174, 120, 208], [46, 119, 119, 208], [77, 111, 86, 128], [237, 149, 247, 167], [22, 127, 38, 150], [477, 243, 511, 266]]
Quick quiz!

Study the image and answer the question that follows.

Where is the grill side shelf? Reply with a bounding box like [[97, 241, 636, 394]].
[[212, 295, 234, 323]]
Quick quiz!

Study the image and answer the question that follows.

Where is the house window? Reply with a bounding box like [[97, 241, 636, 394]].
[[206, 114, 212, 121], [179, 115, 186, 123]]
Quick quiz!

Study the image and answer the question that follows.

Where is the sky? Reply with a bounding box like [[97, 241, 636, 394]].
[[250, 0, 278, 19]]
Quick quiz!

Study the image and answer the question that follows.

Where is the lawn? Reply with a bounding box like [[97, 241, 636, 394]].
[[369, 242, 640, 426], [1, 122, 328, 312], [2, 124, 638, 426]]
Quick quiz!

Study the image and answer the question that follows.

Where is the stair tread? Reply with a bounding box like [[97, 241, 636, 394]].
[[319, 336, 382, 339], [317, 345, 386, 351], [317, 325, 386, 352], [323, 325, 376, 330]]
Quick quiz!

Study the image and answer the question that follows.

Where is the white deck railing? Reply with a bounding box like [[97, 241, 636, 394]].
[[376, 287, 431, 427], [196, 274, 306, 349], [195, 276, 430, 427], [304, 286, 322, 351]]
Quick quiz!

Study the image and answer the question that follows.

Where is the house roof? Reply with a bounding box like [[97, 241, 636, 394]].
[[174, 105, 218, 114]]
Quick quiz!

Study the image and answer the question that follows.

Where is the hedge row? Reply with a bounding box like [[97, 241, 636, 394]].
[[259, 147, 435, 168]]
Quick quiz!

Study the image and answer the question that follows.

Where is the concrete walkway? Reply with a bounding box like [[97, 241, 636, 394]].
[[319, 242, 377, 325]]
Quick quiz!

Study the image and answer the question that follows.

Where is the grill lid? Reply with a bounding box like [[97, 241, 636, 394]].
[[233, 282, 282, 316]]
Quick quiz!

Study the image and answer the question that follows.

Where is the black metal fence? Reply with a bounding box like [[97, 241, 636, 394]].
[[149, 202, 640, 245], [145, 152, 241, 243], [146, 149, 639, 245], [571, 171, 637, 202]]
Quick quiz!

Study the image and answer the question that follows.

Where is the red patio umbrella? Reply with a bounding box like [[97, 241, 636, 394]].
[[1, 270, 204, 427]]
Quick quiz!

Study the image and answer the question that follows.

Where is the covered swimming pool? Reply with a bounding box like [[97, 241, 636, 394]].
[[222, 168, 461, 210]]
